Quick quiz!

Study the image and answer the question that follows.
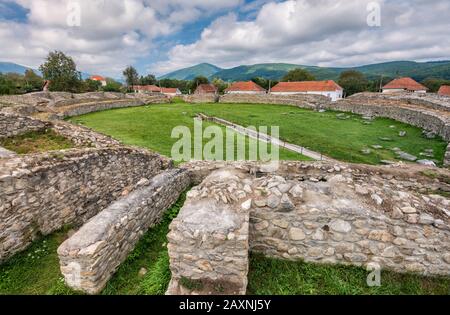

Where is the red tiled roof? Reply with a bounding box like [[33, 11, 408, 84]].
[[438, 85, 450, 96], [134, 85, 161, 92], [225, 81, 266, 92], [382, 77, 428, 91], [195, 84, 217, 94], [160, 87, 179, 94], [271, 80, 343, 92], [90, 75, 106, 81]]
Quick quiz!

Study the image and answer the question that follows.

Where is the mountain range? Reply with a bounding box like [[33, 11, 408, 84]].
[[0, 61, 92, 80], [159, 61, 450, 82]]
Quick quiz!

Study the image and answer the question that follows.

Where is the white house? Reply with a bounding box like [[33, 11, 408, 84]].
[[160, 87, 182, 97], [90, 75, 107, 87], [382, 77, 428, 94], [224, 81, 266, 94], [270, 80, 344, 101]]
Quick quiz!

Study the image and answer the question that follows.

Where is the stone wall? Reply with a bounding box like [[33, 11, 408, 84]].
[[219, 93, 329, 109], [58, 168, 191, 294], [328, 98, 450, 142], [0, 147, 168, 262], [167, 161, 450, 294], [184, 94, 218, 103], [55, 96, 169, 118], [51, 121, 121, 148], [0, 112, 51, 139], [167, 168, 251, 295]]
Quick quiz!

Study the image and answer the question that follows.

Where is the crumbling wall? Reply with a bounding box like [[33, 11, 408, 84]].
[[0, 112, 51, 139], [219, 93, 329, 109], [167, 168, 251, 295], [58, 168, 191, 294], [0, 147, 168, 261], [167, 161, 450, 295]]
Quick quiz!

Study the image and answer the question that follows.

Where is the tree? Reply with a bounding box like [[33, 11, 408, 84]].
[[140, 74, 157, 85], [422, 78, 450, 93], [189, 76, 209, 93], [102, 78, 123, 92], [251, 77, 278, 90], [123, 66, 139, 88], [23, 69, 44, 92], [39, 51, 81, 92], [282, 68, 316, 82], [81, 79, 102, 92], [212, 78, 228, 94], [337, 70, 369, 96], [0, 73, 17, 95]]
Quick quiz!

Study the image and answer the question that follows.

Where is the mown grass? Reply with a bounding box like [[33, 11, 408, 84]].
[[69, 103, 447, 165], [248, 254, 450, 295], [0, 193, 188, 295], [0, 129, 74, 154]]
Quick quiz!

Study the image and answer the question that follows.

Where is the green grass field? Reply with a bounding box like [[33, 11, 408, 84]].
[[69, 103, 447, 165], [0, 130, 74, 154]]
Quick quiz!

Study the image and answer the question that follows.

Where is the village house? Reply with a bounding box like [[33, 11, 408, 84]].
[[382, 77, 428, 94], [133, 85, 161, 93], [270, 80, 344, 101], [438, 85, 450, 97], [160, 87, 182, 97], [90, 75, 107, 87], [224, 81, 266, 94], [194, 83, 218, 95]]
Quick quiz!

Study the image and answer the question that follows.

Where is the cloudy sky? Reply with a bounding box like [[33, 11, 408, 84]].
[[1, 0, 449, 77]]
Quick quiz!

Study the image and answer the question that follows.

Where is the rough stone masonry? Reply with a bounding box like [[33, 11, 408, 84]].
[[58, 168, 191, 294], [167, 161, 450, 295]]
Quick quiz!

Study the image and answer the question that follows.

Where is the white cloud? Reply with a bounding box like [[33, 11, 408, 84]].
[[153, 0, 450, 74], [0, 0, 242, 76]]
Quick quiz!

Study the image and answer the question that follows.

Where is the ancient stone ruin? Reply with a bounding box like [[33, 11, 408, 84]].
[[0, 91, 449, 294]]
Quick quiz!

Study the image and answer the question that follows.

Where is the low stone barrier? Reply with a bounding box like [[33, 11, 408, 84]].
[[167, 168, 251, 295], [0, 112, 51, 139], [0, 147, 168, 262], [184, 94, 218, 103], [58, 168, 191, 294], [219, 93, 329, 109], [167, 161, 450, 294], [52, 121, 121, 148], [56, 96, 169, 118]]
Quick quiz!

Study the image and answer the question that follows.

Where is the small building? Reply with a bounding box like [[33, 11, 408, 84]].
[[270, 80, 344, 101], [224, 81, 266, 94], [382, 77, 428, 94], [90, 75, 107, 87], [160, 87, 182, 97], [194, 84, 218, 95], [133, 85, 161, 93], [438, 85, 450, 97]]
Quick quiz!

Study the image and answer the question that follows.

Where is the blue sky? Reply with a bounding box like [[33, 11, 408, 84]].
[[0, 0, 449, 78]]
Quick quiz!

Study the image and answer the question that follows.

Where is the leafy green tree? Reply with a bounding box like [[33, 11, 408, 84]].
[[422, 78, 450, 93], [337, 70, 369, 96], [81, 79, 102, 92], [212, 78, 228, 94], [140, 74, 157, 85], [123, 66, 139, 88], [189, 76, 209, 93], [39, 51, 81, 92], [251, 77, 278, 90], [0, 73, 17, 95], [102, 78, 123, 92], [23, 69, 44, 92], [282, 68, 316, 82]]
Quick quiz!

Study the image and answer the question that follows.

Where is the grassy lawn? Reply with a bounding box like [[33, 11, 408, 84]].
[[0, 129, 74, 154], [69, 103, 447, 165], [248, 254, 450, 295]]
